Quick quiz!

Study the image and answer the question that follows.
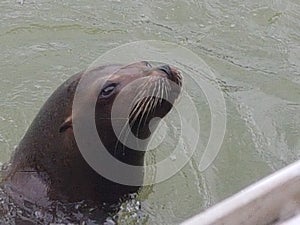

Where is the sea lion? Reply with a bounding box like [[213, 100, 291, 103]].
[[0, 61, 182, 224]]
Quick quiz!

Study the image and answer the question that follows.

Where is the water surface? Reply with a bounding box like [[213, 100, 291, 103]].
[[0, 0, 299, 224]]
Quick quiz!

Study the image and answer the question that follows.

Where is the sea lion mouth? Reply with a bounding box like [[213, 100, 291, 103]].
[[128, 65, 182, 132]]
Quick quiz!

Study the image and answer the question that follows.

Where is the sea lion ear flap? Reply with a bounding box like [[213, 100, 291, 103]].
[[59, 116, 72, 133]]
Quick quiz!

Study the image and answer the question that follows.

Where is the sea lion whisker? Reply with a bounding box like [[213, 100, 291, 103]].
[[129, 79, 154, 118], [111, 76, 172, 158], [146, 82, 159, 120], [151, 83, 161, 115], [140, 98, 152, 128], [158, 80, 164, 107], [142, 82, 158, 127], [116, 118, 136, 156], [129, 97, 146, 125], [129, 85, 150, 119], [114, 86, 151, 153], [129, 96, 143, 119], [162, 79, 169, 103], [127, 78, 151, 109], [114, 91, 155, 154], [148, 97, 156, 118], [151, 95, 159, 116], [136, 97, 151, 135], [113, 84, 149, 155], [129, 96, 149, 128], [133, 79, 156, 118], [142, 98, 155, 128], [130, 89, 147, 112], [115, 95, 148, 155], [152, 80, 162, 111], [130, 81, 149, 107], [164, 80, 169, 102], [113, 118, 133, 156], [117, 97, 150, 155]]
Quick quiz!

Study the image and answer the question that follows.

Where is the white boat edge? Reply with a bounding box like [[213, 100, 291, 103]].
[[181, 160, 300, 225]]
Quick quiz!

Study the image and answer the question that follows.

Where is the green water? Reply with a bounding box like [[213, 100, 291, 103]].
[[0, 0, 299, 224]]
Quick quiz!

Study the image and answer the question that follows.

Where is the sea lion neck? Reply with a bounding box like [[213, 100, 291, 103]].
[[1, 65, 150, 205]]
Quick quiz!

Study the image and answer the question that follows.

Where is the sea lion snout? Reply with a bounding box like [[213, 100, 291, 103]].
[[157, 65, 172, 78], [157, 64, 182, 87]]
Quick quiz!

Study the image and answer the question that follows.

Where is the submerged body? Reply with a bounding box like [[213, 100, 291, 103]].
[[0, 61, 182, 224]]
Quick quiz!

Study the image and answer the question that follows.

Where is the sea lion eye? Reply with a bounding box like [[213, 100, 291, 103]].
[[100, 83, 116, 97]]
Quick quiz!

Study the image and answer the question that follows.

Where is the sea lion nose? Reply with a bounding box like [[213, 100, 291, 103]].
[[158, 65, 173, 79], [157, 64, 182, 87]]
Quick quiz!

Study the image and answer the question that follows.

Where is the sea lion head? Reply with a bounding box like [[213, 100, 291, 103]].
[[60, 61, 182, 165]]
